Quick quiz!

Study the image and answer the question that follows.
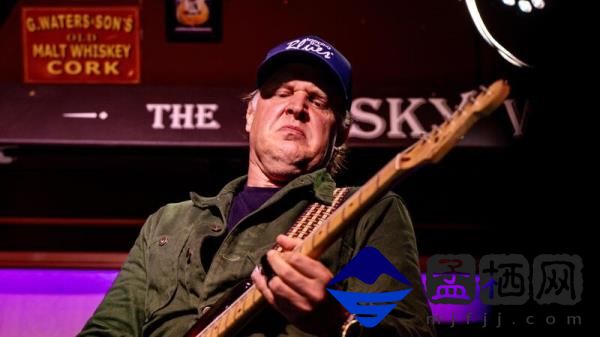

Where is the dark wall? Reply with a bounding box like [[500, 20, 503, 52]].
[[2, 0, 491, 88], [0, 0, 584, 274]]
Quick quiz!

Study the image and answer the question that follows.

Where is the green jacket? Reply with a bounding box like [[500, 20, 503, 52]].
[[79, 169, 434, 337]]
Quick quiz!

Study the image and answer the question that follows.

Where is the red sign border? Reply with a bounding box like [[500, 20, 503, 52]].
[[21, 6, 141, 84]]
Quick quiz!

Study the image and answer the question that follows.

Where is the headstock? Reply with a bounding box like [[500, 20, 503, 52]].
[[401, 79, 510, 165]]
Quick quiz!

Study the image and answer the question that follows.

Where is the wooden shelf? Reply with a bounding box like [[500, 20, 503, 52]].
[[0, 217, 144, 227], [0, 251, 127, 269]]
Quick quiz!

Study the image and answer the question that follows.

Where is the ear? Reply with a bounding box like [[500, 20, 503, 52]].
[[245, 101, 255, 133]]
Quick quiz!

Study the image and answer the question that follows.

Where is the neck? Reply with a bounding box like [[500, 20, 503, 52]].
[[246, 161, 294, 188]]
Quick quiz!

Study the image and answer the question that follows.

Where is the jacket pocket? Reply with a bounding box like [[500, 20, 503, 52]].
[[145, 234, 183, 317]]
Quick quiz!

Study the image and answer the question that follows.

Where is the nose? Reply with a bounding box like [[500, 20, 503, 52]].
[[284, 92, 309, 121]]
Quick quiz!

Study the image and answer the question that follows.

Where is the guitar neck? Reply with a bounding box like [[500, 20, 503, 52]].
[[300, 151, 417, 258]]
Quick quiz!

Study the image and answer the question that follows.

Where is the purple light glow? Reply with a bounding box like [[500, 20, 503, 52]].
[[0, 268, 119, 337], [421, 273, 490, 324], [0, 268, 118, 294], [0, 269, 488, 337]]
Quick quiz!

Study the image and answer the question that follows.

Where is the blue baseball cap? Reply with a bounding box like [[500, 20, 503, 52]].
[[257, 35, 352, 110]]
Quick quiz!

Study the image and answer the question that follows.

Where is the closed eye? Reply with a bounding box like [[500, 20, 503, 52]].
[[275, 88, 293, 97], [309, 94, 329, 109]]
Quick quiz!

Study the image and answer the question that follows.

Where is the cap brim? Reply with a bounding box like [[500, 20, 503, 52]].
[[257, 50, 350, 110]]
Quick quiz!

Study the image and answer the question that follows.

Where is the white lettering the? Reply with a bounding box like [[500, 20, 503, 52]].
[[170, 104, 195, 129], [146, 103, 221, 130], [194, 104, 220, 129], [146, 103, 170, 129]]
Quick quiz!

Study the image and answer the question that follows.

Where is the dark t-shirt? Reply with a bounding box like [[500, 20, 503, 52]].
[[202, 185, 280, 270], [227, 185, 280, 231]]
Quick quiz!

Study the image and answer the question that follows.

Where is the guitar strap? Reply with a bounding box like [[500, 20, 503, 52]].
[[275, 187, 351, 251]]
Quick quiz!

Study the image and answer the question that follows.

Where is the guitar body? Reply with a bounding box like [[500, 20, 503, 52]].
[[184, 280, 254, 337]]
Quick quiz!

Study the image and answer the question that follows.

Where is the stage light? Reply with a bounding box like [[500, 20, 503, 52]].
[[531, 0, 545, 9], [502, 0, 545, 12], [466, 0, 555, 67], [518, 1, 533, 13], [465, 0, 529, 67]]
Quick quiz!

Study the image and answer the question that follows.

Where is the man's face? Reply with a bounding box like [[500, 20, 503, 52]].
[[246, 63, 340, 184]]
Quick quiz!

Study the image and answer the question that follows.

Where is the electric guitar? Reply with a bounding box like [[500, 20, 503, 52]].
[[184, 79, 511, 337]]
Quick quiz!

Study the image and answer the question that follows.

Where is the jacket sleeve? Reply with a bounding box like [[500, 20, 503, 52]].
[[78, 213, 156, 337], [347, 193, 435, 337]]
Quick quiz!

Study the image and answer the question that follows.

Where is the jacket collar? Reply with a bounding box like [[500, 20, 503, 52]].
[[190, 168, 336, 209]]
